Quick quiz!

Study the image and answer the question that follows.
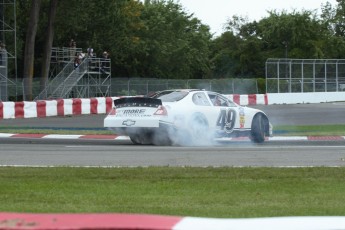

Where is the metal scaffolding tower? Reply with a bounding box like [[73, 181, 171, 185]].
[[0, 0, 16, 101], [35, 47, 111, 100]]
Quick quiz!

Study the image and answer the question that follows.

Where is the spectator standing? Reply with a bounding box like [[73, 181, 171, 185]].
[[87, 47, 95, 58], [100, 51, 110, 73], [102, 51, 109, 59], [74, 52, 85, 68], [0, 42, 6, 66], [69, 39, 77, 59]]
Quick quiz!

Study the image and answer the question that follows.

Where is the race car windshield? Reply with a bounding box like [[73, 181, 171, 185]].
[[152, 91, 189, 102]]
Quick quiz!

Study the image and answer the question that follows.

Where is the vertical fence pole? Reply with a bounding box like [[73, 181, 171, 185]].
[[265, 61, 268, 93], [313, 61, 316, 92], [336, 60, 339, 92], [325, 62, 327, 92], [301, 60, 304, 93], [127, 79, 130, 96], [289, 59, 292, 93], [277, 60, 280, 93]]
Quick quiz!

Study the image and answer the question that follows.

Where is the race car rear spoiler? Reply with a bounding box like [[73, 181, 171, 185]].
[[114, 97, 162, 108]]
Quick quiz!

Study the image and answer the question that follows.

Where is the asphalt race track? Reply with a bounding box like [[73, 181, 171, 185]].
[[0, 103, 345, 167], [1, 140, 345, 167]]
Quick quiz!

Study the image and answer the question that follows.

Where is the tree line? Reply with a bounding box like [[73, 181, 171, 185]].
[[12, 0, 345, 99]]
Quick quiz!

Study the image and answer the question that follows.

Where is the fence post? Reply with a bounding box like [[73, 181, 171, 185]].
[[127, 79, 130, 96]]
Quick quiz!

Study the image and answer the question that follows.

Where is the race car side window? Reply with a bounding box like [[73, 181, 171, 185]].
[[208, 93, 236, 107], [192, 93, 211, 106], [220, 95, 237, 107], [154, 91, 189, 102]]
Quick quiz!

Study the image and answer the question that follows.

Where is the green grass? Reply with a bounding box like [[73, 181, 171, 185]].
[[1, 167, 345, 217], [1, 123, 344, 218], [274, 124, 345, 136]]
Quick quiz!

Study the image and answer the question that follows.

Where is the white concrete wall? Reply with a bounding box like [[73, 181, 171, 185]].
[[267, 92, 345, 104]]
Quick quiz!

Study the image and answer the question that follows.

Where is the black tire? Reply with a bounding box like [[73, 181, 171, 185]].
[[129, 133, 152, 145], [152, 132, 172, 146], [251, 113, 267, 143], [129, 134, 141, 144]]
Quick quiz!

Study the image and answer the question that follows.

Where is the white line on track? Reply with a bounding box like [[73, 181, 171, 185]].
[[42, 134, 83, 139]]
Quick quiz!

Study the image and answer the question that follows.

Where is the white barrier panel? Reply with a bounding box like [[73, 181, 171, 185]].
[[267, 92, 345, 104], [63, 99, 73, 116], [24, 101, 37, 118], [257, 94, 267, 105], [2, 101, 15, 119], [96, 97, 106, 114], [45, 100, 58, 117], [81, 98, 91, 115], [240, 95, 249, 105]]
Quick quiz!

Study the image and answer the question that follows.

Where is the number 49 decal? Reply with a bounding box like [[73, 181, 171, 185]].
[[216, 109, 237, 133]]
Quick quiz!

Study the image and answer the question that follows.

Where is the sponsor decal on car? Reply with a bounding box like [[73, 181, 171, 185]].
[[239, 107, 245, 128], [122, 119, 136, 126], [116, 109, 151, 117], [217, 108, 236, 134], [123, 109, 146, 115]]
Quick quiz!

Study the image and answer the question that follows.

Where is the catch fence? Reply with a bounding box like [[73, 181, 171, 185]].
[[110, 78, 259, 96], [5, 78, 260, 100], [266, 59, 345, 93]]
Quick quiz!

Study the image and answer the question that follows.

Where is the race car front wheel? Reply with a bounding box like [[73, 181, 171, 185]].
[[250, 113, 267, 143], [188, 113, 210, 146]]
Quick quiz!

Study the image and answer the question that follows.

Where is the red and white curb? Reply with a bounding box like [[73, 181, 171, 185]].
[[1, 213, 345, 230], [0, 133, 344, 141], [0, 133, 128, 140]]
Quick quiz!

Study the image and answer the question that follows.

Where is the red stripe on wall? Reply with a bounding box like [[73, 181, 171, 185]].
[[0, 102, 3, 119], [264, 94, 268, 105], [106, 97, 113, 113], [73, 98, 82, 115], [15, 102, 24, 118], [248, 94, 257, 105], [90, 98, 98, 114], [233, 94, 240, 105], [36, 101, 47, 118], [57, 99, 64, 116]]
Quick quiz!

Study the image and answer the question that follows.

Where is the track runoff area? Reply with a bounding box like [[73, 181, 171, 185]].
[[1, 92, 345, 229], [1, 213, 345, 230]]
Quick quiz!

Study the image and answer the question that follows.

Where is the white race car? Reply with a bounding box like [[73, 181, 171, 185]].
[[104, 89, 273, 145]]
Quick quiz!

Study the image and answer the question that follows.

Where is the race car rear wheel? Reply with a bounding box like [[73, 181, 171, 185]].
[[250, 113, 266, 143], [129, 133, 152, 145], [152, 131, 172, 146], [129, 134, 140, 144]]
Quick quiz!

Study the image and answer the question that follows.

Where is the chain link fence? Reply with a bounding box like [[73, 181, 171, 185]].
[[110, 78, 259, 96], [266, 59, 345, 93], [4, 77, 260, 101]]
